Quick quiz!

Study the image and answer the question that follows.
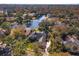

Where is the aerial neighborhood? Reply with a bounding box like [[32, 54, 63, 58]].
[[0, 5, 79, 56]]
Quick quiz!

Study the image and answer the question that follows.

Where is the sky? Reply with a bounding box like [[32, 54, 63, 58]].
[[0, 0, 79, 4]]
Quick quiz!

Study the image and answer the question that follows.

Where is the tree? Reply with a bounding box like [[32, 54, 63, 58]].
[[1, 22, 11, 30], [15, 17, 23, 24]]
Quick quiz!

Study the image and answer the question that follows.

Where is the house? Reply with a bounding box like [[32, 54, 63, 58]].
[[0, 42, 11, 56], [46, 16, 65, 23], [22, 13, 27, 19], [0, 10, 4, 16], [10, 24, 32, 38], [62, 34, 79, 53], [0, 28, 7, 37], [28, 31, 46, 42], [46, 17, 59, 23], [5, 17, 16, 22], [9, 13, 17, 16], [49, 22, 67, 31], [28, 31, 51, 55], [0, 10, 4, 14], [28, 13, 36, 17]]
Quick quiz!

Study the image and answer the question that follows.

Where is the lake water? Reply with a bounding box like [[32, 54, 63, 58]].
[[30, 15, 46, 29]]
